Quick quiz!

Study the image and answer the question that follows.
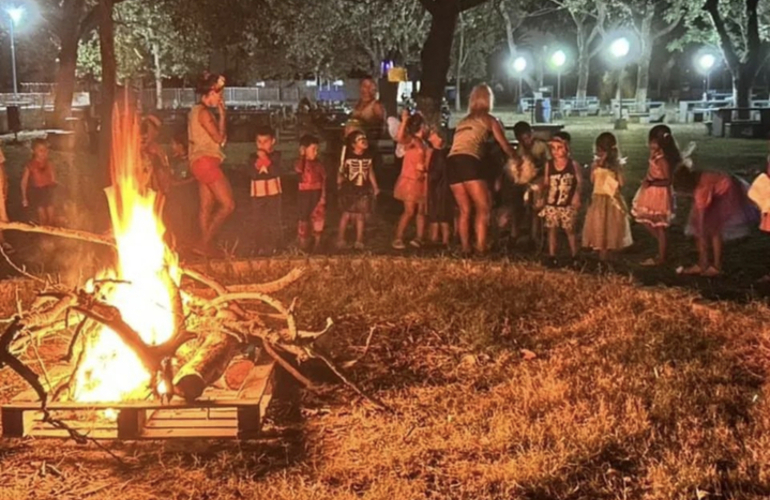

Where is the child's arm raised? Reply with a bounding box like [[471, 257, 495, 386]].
[[20, 167, 29, 208]]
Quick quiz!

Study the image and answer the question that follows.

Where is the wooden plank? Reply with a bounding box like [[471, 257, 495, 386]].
[[117, 409, 146, 440], [1, 408, 29, 438], [144, 419, 237, 429]]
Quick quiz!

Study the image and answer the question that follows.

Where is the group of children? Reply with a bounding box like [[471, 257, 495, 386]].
[[0, 139, 60, 253], [512, 122, 759, 275]]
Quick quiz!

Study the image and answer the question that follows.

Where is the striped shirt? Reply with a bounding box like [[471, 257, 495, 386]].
[[249, 151, 283, 197]]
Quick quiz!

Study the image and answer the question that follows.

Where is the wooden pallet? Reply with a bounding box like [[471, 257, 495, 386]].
[[1, 358, 275, 440]]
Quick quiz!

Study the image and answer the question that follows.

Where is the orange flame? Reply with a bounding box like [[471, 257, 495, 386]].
[[73, 104, 180, 402]]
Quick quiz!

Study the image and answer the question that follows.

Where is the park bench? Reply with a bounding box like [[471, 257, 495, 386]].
[[713, 107, 770, 138]]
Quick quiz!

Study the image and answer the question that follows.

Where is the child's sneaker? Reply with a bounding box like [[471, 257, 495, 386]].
[[353, 242, 365, 250], [409, 239, 422, 249], [391, 239, 406, 250]]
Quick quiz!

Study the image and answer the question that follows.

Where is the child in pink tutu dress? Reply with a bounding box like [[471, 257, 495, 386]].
[[392, 110, 430, 249], [674, 166, 758, 276], [632, 125, 677, 266], [759, 154, 770, 233]]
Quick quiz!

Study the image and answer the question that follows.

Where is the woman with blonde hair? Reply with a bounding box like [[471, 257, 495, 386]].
[[447, 84, 518, 254]]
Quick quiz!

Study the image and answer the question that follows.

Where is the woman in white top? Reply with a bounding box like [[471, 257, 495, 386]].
[[447, 84, 517, 254], [188, 73, 235, 255]]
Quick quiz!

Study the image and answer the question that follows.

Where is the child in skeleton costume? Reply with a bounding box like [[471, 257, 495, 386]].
[[336, 130, 380, 250], [538, 134, 582, 261]]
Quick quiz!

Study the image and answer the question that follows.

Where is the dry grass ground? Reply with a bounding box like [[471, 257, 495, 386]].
[[1, 258, 770, 499]]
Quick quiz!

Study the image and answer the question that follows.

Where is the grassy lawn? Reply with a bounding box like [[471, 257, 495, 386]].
[[1, 259, 770, 499]]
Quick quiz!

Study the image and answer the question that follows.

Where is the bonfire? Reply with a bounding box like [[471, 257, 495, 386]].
[[0, 105, 383, 442]]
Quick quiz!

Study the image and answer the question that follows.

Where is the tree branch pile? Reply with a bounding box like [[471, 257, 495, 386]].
[[0, 222, 388, 436]]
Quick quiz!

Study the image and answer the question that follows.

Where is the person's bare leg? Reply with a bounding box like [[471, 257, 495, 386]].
[[203, 177, 235, 250], [46, 206, 56, 226], [451, 184, 472, 253], [548, 227, 558, 257], [415, 204, 426, 242], [37, 207, 47, 225], [465, 180, 491, 253], [395, 202, 416, 242], [712, 234, 723, 270], [567, 229, 578, 257], [198, 182, 215, 246], [429, 223, 439, 243], [355, 214, 365, 246], [337, 212, 350, 247], [656, 227, 668, 264], [440, 223, 451, 245], [697, 235, 710, 270]]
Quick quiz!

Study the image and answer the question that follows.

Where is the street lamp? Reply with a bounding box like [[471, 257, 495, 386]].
[[512, 56, 527, 109], [606, 34, 636, 130], [697, 53, 717, 101], [550, 49, 566, 102], [5, 6, 24, 96]]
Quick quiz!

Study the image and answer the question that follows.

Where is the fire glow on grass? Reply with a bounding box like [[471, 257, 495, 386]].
[[72, 106, 181, 403]]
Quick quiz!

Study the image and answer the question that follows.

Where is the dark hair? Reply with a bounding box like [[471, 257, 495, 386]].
[[196, 72, 221, 95], [673, 164, 699, 193], [405, 113, 425, 138], [299, 134, 320, 148], [31, 138, 48, 150], [345, 130, 367, 148], [595, 132, 621, 172], [512, 121, 532, 139], [255, 125, 276, 139], [649, 124, 682, 168], [171, 131, 188, 150], [553, 131, 571, 144]]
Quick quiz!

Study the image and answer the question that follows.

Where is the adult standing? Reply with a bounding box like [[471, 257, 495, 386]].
[[447, 84, 517, 254], [350, 77, 386, 140], [188, 73, 234, 256], [0, 146, 12, 253]]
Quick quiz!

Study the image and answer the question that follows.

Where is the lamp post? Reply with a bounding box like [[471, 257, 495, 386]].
[[550, 49, 566, 102], [512, 56, 527, 111], [6, 6, 24, 97], [697, 53, 716, 101], [609, 36, 631, 130]]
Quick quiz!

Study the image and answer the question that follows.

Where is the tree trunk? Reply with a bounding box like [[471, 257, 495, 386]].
[[153, 42, 163, 110], [733, 66, 753, 119], [455, 13, 464, 112], [417, 1, 459, 127], [52, 28, 80, 128], [634, 8, 654, 112], [99, 0, 117, 186], [576, 52, 589, 101], [634, 48, 652, 112]]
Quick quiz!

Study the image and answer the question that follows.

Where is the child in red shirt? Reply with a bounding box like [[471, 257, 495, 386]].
[[295, 134, 326, 251], [21, 139, 57, 225]]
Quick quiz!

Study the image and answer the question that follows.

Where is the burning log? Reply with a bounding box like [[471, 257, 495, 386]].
[[174, 331, 240, 402]]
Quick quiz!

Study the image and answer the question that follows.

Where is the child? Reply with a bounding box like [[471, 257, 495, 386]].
[[248, 126, 283, 255], [426, 129, 453, 247], [392, 110, 429, 249], [0, 145, 12, 253], [169, 132, 190, 180], [539, 134, 582, 262], [295, 134, 326, 251], [582, 132, 633, 260], [632, 125, 677, 266], [141, 114, 172, 195], [21, 139, 57, 226], [674, 165, 757, 277], [337, 130, 380, 250], [502, 121, 549, 247], [164, 132, 197, 249]]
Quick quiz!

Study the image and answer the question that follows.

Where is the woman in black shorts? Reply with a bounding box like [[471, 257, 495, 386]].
[[447, 84, 517, 254]]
